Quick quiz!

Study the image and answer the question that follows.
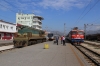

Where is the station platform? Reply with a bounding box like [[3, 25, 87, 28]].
[[0, 41, 90, 66], [0, 40, 13, 44]]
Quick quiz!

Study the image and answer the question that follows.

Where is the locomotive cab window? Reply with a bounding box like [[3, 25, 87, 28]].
[[48, 33, 53, 37], [71, 31, 77, 35], [78, 31, 84, 35]]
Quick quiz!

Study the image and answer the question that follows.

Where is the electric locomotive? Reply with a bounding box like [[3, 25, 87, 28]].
[[67, 27, 84, 45]]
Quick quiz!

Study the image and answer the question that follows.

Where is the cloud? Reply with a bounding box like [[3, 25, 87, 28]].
[[96, 26, 100, 30], [0, 0, 13, 11], [33, 10, 42, 14], [19, 0, 32, 3], [0, 0, 91, 12], [38, 0, 90, 10]]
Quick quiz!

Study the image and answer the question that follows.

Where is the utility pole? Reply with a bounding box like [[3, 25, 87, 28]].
[[84, 24, 100, 40], [84, 24, 86, 40], [64, 23, 66, 36]]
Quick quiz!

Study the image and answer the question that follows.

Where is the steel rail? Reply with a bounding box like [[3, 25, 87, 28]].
[[75, 45, 100, 66]]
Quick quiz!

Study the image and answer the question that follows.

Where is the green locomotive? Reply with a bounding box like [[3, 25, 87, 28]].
[[13, 25, 46, 48]]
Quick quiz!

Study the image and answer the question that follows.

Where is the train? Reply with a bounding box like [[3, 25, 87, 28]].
[[86, 33, 100, 41], [47, 32, 59, 41], [47, 33, 55, 41], [66, 27, 84, 45], [13, 25, 46, 48]]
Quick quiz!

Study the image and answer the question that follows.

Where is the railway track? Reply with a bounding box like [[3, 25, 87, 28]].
[[75, 44, 100, 66]]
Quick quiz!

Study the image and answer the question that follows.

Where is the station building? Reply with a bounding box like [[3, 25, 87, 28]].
[[16, 13, 44, 30], [0, 20, 16, 40]]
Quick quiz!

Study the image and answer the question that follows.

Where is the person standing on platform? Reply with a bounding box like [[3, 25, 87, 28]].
[[62, 36, 66, 46], [61, 36, 63, 44], [56, 36, 59, 45]]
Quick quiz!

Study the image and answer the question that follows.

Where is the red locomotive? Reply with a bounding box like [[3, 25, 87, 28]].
[[67, 27, 84, 45]]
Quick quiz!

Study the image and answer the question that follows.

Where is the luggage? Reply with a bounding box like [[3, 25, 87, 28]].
[[53, 40, 56, 43]]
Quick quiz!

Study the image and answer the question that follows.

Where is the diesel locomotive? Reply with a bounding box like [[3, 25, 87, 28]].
[[13, 25, 46, 48]]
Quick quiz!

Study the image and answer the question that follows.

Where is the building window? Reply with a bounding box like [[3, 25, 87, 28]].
[[21, 17, 24, 19], [33, 25, 37, 28], [0, 24, 2, 28], [6, 26, 8, 29], [33, 22, 36, 23], [18, 17, 20, 20], [6, 33, 10, 37], [11, 27, 13, 30], [31, 16, 33, 19], [25, 17, 26, 20], [27, 17, 30, 19], [3, 25, 5, 29]]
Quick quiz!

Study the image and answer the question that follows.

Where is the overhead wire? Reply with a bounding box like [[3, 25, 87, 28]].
[[0, 0, 17, 22], [73, 0, 100, 28], [71, 0, 100, 35], [0, 0, 39, 18], [77, 0, 100, 24], [91, 18, 100, 24], [0, 3, 16, 13], [85, 0, 100, 33], [0, 0, 23, 22], [74, 0, 93, 25], [3, 0, 19, 12]]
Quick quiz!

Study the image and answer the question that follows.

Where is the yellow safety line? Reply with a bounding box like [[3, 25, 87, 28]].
[[69, 44, 84, 66]]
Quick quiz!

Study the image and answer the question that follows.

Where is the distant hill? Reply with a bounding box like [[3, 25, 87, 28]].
[[86, 30, 100, 35], [50, 31, 68, 36]]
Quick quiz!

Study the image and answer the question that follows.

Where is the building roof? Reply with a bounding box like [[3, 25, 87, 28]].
[[17, 23, 23, 26], [0, 20, 16, 25], [33, 15, 44, 20]]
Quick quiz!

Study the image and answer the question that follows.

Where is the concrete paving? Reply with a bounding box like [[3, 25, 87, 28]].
[[0, 41, 90, 66], [0, 45, 14, 51]]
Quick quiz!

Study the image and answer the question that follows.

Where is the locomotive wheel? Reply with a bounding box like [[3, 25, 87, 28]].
[[36, 40, 38, 44], [28, 41, 32, 46], [76, 42, 80, 46], [30, 41, 33, 45], [16, 42, 19, 47], [14, 41, 17, 48], [28, 41, 31, 46], [23, 41, 27, 47], [19, 41, 22, 47], [35, 41, 37, 44], [40, 40, 42, 43], [15, 41, 19, 48]]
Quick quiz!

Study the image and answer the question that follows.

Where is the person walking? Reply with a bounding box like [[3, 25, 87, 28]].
[[62, 36, 66, 46], [56, 36, 59, 45]]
